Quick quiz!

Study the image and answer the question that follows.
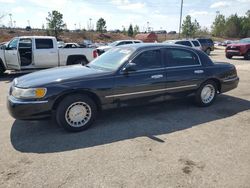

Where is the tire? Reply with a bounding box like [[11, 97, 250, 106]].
[[226, 54, 232, 59], [205, 48, 211, 55], [73, 58, 88, 65], [195, 80, 217, 107], [0, 61, 6, 76], [55, 94, 97, 132], [244, 51, 250, 60]]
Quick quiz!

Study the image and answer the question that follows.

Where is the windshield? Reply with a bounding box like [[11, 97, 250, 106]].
[[89, 47, 135, 71], [239, 38, 250, 44]]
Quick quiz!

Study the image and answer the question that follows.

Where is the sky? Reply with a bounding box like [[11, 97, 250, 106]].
[[0, 0, 249, 32]]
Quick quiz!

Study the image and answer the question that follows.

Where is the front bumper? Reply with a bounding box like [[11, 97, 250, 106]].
[[226, 50, 241, 56], [7, 96, 52, 120], [221, 77, 239, 93]]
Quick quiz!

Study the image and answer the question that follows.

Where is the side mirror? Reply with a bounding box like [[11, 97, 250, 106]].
[[1, 45, 6, 50], [122, 62, 136, 73]]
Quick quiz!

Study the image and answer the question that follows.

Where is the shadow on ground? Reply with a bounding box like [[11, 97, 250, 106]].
[[10, 95, 250, 153]]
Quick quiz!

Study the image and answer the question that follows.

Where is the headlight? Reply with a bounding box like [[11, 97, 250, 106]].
[[12, 87, 47, 99]]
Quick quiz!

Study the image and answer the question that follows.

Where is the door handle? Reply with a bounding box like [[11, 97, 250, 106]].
[[151, 74, 163, 79], [194, 70, 204, 74], [49, 51, 56, 54]]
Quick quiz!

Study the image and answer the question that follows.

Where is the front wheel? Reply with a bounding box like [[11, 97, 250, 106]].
[[56, 94, 97, 132], [226, 54, 232, 59], [205, 48, 211, 55], [244, 51, 250, 60], [195, 81, 217, 107]]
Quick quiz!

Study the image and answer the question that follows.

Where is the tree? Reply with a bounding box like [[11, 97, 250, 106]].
[[96, 18, 106, 33], [223, 14, 241, 38], [46, 10, 65, 39], [240, 10, 250, 37], [134, 25, 140, 35], [211, 14, 226, 37], [181, 15, 200, 37], [127, 24, 134, 37]]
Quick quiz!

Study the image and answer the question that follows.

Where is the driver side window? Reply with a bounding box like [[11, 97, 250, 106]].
[[132, 49, 162, 71], [8, 38, 18, 50]]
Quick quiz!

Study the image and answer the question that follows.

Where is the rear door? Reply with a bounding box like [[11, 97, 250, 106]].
[[4, 38, 21, 70], [33, 38, 58, 68], [111, 48, 167, 105], [163, 48, 206, 94]]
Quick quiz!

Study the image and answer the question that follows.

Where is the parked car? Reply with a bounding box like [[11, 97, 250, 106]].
[[225, 38, 250, 60], [96, 40, 143, 55], [7, 43, 239, 132], [0, 36, 98, 75], [196, 38, 214, 55], [57, 41, 65, 48], [63, 43, 83, 48], [221, 40, 232, 47], [163, 39, 202, 50]]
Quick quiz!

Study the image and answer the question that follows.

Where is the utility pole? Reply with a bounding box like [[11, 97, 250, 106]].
[[178, 0, 183, 38], [9, 13, 12, 28]]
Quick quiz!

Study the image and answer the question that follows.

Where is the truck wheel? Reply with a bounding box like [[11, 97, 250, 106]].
[[226, 54, 232, 59], [0, 62, 6, 76], [74, 58, 88, 65], [244, 51, 250, 60], [195, 80, 217, 107], [56, 94, 97, 132], [205, 48, 211, 55]]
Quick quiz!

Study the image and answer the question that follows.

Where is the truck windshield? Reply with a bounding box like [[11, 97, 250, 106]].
[[89, 47, 135, 71]]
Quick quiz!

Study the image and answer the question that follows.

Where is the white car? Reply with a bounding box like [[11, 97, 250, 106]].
[[164, 39, 202, 50], [0, 36, 98, 75], [96, 40, 143, 55]]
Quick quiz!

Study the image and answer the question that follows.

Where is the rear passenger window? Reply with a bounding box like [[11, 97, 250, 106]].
[[175, 41, 192, 47], [132, 50, 162, 70], [164, 49, 200, 67], [134, 41, 141, 43], [191, 41, 200, 46], [35, 39, 53, 49]]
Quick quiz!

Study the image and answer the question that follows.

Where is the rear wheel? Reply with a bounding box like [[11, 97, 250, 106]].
[[195, 81, 217, 107], [74, 58, 88, 65], [56, 94, 97, 132], [244, 51, 250, 60]]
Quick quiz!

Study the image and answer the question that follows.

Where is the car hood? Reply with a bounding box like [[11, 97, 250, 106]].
[[15, 65, 110, 88], [227, 43, 248, 47]]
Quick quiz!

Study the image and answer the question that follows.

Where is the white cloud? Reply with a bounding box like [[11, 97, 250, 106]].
[[110, 0, 145, 10], [12, 7, 25, 13], [188, 10, 209, 17], [0, 0, 15, 3], [210, 1, 231, 8]]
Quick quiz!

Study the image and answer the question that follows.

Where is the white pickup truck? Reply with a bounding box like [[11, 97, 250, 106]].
[[0, 36, 98, 75]]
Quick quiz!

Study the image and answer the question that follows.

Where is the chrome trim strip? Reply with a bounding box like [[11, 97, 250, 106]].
[[223, 77, 239, 83], [8, 96, 48, 104], [105, 84, 197, 98]]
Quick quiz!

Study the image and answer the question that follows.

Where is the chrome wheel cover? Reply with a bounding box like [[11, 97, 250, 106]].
[[65, 102, 91, 127], [201, 84, 215, 104]]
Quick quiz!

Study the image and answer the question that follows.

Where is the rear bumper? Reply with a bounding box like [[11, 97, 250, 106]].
[[221, 77, 239, 93], [7, 96, 52, 120]]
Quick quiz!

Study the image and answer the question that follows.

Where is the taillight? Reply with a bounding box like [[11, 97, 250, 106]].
[[93, 50, 98, 58]]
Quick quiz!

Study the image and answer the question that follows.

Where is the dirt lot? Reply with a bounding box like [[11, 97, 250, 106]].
[[0, 47, 250, 188]]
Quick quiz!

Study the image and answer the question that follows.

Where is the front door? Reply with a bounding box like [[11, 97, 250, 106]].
[[110, 49, 167, 106], [5, 38, 21, 70]]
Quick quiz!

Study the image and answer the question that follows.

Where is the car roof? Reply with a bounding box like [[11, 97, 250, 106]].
[[17, 36, 55, 39], [116, 43, 197, 51]]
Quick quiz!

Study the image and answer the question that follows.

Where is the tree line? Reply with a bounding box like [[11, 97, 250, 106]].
[[181, 10, 250, 38]]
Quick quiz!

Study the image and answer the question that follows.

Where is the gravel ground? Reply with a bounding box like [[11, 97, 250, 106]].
[[0, 47, 250, 188]]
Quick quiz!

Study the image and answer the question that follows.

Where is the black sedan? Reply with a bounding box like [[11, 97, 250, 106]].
[[7, 43, 239, 132]]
